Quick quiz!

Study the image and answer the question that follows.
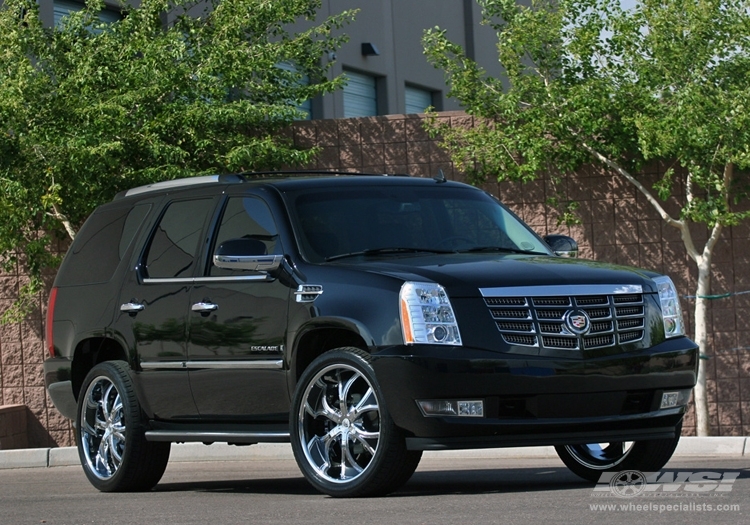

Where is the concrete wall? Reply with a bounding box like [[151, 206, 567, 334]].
[[0, 111, 748, 448]]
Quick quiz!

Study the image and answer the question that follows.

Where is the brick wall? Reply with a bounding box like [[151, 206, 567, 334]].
[[0, 111, 747, 448]]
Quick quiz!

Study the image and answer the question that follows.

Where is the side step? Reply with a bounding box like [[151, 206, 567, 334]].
[[145, 430, 290, 444]]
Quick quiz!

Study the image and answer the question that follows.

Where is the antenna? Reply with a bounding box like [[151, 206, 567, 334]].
[[434, 169, 447, 183]]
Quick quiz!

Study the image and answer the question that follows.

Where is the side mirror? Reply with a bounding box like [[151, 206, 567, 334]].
[[543, 234, 578, 258], [213, 238, 282, 272]]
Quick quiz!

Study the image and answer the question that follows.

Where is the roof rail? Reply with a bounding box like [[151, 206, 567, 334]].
[[114, 174, 243, 200], [236, 170, 411, 179]]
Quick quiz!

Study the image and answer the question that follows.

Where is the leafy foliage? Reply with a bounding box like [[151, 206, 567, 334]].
[[0, 0, 353, 322], [423, 0, 750, 224]]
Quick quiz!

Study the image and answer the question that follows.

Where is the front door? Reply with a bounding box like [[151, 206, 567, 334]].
[[187, 195, 291, 420]]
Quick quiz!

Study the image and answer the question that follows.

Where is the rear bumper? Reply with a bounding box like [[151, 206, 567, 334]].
[[43, 358, 77, 420], [371, 336, 698, 448]]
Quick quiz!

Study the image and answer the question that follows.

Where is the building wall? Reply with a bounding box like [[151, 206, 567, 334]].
[[1, 112, 748, 448]]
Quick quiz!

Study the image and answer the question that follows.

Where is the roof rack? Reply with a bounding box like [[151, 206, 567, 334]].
[[114, 174, 244, 199], [113, 170, 411, 200], [236, 170, 411, 179]]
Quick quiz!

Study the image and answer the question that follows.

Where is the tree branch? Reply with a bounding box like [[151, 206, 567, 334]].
[[578, 141, 702, 261], [48, 203, 77, 240]]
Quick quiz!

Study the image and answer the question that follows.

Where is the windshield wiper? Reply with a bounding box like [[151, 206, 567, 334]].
[[325, 247, 455, 262], [457, 246, 548, 255]]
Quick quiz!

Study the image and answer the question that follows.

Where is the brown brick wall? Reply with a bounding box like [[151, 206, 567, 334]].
[[0, 111, 747, 447]]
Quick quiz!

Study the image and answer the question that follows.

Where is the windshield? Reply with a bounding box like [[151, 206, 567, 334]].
[[287, 184, 551, 263]]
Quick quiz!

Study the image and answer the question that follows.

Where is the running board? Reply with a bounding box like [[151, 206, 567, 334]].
[[144, 430, 290, 444]]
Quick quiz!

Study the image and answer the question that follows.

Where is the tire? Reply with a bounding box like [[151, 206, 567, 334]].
[[76, 360, 171, 492], [555, 424, 682, 482], [290, 348, 422, 497]]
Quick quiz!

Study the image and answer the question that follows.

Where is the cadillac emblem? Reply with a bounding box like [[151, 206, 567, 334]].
[[563, 309, 591, 335]]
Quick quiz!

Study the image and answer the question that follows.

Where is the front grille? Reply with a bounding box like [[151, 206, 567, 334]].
[[485, 290, 646, 351]]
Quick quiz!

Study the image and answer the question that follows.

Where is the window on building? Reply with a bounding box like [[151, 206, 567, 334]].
[[277, 62, 312, 120], [405, 85, 434, 115], [343, 70, 378, 117], [54, 0, 122, 26]]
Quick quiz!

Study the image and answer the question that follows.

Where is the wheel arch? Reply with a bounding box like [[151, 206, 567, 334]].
[[288, 317, 375, 390], [71, 337, 129, 400]]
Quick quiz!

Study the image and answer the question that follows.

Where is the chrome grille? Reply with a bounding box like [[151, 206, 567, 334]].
[[484, 289, 646, 351]]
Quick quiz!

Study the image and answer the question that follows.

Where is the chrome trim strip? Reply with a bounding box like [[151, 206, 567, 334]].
[[143, 275, 270, 285], [480, 284, 643, 297], [140, 362, 186, 370], [140, 360, 283, 370], [144, 431, 290, 443], [186, 360, 283, 370]]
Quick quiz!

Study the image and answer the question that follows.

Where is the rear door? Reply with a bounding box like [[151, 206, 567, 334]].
[[114, 194, 217, 420]]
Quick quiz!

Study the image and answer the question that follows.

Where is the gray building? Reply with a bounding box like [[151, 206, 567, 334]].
[[31, 0, 501, 119]]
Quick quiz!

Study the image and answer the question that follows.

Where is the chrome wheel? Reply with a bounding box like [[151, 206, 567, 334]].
[[80, 375, 126, 480], [76, 361, 170, 492], [297, 363, 381, 484], [563, 442, 634, 470]]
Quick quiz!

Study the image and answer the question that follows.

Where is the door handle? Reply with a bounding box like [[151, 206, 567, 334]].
[[120, 302, 145, 314], [192, 302, 219, 313]]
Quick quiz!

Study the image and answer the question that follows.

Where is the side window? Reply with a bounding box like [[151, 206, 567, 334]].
[[210, 197, 280, 276], [144, 199, 214, 279], [58, 203, 151, 285]]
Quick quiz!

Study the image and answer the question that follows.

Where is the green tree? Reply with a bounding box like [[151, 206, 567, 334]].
[[0, 0, 353, 321], [423, 0, 750, 436]]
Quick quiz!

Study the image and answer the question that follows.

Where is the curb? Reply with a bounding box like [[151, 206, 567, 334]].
[[0, 437, 747, 470]]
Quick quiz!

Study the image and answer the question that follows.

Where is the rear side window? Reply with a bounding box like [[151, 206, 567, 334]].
[[58, 203, 151, 285], [144, 199, 214, 278]]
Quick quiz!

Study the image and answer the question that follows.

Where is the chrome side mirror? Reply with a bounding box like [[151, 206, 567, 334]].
[[213, 238, 282, 272], [543, 234, 578, 258]]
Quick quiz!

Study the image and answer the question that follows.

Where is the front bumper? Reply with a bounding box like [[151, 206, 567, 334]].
[[43, 357, 77, 420], [371, 336, 698, 450]]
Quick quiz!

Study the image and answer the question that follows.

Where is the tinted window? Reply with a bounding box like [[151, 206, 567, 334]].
[[144, 199, 213, 278], [209, 197, 280, 276], [58, 204, 151, 285], [289, 186, 550, 262]]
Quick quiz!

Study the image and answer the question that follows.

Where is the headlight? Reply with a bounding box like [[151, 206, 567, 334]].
[[653, 275, 685, 338], [400, 282, 462, 345]]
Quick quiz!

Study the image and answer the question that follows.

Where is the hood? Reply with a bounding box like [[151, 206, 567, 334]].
[[331, 254, 660, 298]]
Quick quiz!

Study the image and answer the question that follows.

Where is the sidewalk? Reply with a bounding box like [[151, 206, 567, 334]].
[[1, 437, 748, 470]]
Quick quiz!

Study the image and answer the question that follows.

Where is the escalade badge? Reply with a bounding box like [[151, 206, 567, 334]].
[[563, 310, 591, 335]]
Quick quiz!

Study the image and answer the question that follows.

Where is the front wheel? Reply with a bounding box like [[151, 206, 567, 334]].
[[555, 425, 682, 482], [290, 348, 421, 497], [77, 361, 170, 492]]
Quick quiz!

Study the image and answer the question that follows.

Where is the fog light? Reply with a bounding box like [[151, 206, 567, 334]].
[[458, 400, 484, 417], [417, 399, 484, 417], [660, 389, 692, 409]]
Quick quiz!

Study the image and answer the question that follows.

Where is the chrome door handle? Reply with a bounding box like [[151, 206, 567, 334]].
[[191, 302, 218, 313], [120, 302, 145, 313]]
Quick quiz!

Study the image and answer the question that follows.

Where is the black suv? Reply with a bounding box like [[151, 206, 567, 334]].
[[44, 173, 698, 497]]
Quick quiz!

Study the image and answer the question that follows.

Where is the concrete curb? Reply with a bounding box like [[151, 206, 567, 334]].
[[0, 437, 747, 470]]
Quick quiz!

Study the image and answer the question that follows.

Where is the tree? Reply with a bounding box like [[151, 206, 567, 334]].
[[423, 0, 750, 436], [0, 0, 354, 322]]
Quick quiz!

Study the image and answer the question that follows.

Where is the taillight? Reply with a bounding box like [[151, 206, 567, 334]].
[[46, 287, 58, 357]]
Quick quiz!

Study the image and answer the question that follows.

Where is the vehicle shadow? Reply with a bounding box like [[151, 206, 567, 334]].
[[153, 466, 590, 497]]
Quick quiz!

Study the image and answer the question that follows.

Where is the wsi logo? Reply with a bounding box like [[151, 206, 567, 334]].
[[593, 470, 740, 498]]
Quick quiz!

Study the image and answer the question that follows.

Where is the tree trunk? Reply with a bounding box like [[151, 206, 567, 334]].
[[693, 258, 712, 436]]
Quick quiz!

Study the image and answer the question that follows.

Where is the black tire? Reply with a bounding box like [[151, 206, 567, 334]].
[[290, 348, 422, 497], [76, 360, 171, 492], [555, 424, 682, 482]]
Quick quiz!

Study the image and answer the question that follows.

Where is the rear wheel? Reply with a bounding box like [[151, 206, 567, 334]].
[[290, 348, 421, 497], [555, 425, 682, 482], [77, 361, 170, 492]]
